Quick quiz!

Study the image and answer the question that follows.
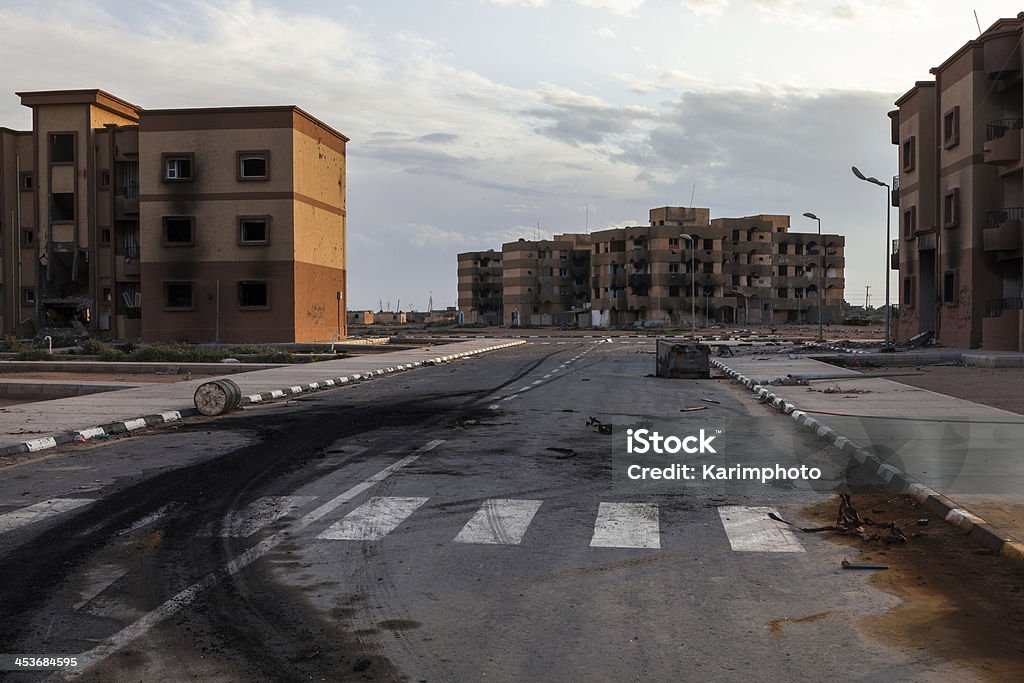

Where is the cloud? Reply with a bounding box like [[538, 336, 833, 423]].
[[524, 84, 657, 146], [485, 0, 645, 15], [679, 0, 730, 16], [592, 26, 616, 39]]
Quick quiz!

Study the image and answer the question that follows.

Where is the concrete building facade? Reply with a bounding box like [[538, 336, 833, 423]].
[[457, 249, 503, 325], [457, 206, 845, 328], [891, 14, 1024, 350], [0, 89, 348, 343]]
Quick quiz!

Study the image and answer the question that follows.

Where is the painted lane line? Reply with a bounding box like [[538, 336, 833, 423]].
[[532, 380, 543, 385], [488, 404, 501, 410], [73, 564, 129, 611], [159, 411, 181, 423], [590, 502, 660, 549], [68, 442, 442, 674], [454, 499, 543, 545], [718, 506, 805, 553], [210, 496, 318, 538], [543, 374, 552, 379], [316, 496, 429, 541], [0, 498, 94, 534]]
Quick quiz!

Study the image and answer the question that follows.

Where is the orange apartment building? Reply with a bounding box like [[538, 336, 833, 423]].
[[0, 89, 348, 343], [890, 14, 1024, 350]]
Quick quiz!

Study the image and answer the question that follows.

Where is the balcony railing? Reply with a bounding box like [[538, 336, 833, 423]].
[[985, 118, 1024, 142], [115, 182, 139, 199], [984, 207, 1024, 229], [985, 297, 1024, 318]]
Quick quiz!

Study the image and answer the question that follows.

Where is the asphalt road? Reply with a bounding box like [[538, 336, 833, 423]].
[[0, 340, 978, 681]]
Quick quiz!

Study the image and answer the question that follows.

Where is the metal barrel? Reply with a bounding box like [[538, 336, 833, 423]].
[[194, 378, 242, 416]]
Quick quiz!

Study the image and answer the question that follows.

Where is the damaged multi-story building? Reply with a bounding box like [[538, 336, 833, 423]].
[[457, 206, 846, 328], [0, 89, 348, 343], [890, 13, 1024, 350]]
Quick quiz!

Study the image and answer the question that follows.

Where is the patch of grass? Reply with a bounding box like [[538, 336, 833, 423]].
[[1, 335, 31, 353]]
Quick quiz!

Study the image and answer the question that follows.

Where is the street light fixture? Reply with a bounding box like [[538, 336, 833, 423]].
[[680, 234, 696, 338], [802, 212, 824, 342], [851, 165, 894, 351]]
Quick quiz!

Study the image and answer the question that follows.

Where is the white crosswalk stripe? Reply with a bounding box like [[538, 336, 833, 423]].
[[206, 496, 317, 538], [590, 502, 660, 549], [317, 496, 429, 541], [454, 499, 543, 545], [718, 505, 805, 553], [0, 498, 94, 534]]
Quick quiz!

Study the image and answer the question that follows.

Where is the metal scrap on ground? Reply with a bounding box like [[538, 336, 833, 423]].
[[768, 494, 907, 544]]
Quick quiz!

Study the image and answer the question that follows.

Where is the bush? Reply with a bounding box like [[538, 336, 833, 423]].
[[1, 335, 31, 353]]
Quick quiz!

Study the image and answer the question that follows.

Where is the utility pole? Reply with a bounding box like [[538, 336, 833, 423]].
[[864, 285, 871, 310]]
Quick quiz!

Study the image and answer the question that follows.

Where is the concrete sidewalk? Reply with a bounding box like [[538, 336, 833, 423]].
[[0, 338, 523, 457], [713, 353, 1024, 558]]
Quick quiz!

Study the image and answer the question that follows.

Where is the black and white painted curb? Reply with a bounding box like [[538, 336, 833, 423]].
[[710, 357, 1024, 563], [0, 341, 525, 460]]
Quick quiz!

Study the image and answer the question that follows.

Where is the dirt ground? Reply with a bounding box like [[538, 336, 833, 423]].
[[883, 366, 1024, 415], [803, 494, 1024, 681]]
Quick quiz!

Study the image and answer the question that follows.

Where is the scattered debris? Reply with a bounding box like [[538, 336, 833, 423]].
[[916, 518, 929, 526], [841, 559, 889, 570], [680, 406, 707, 412], [768, 494, 907, 544], [700, 398, 721, 405], [450, 419, 481, 430], [586, 416, 613, 434]]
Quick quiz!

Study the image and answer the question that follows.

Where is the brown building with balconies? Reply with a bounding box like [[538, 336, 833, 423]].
[[456, 206, 845, 328], [457, 249, 504, 325], [499, 239, 589, 327], [891, 14, 1024, 350], [0, 89, 348, 343]]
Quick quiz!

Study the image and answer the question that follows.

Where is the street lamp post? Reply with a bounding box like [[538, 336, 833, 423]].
[[851, 166, 894, 351], [680, 234, 695, 338], [802, 212, 824, 341]]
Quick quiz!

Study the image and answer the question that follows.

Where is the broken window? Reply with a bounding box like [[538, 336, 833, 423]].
[[238, 152, 268, 179], [163, 216, 195, 245], [163, 154, 194, 181], [20, 172, 33, 191], [22, 230, 34, 247], [50, 133, 74, 163], [943, 270, 957, 305], [943, 189, 960, 228], [22, 288, 35, 305], [238, 281, 269, 308], [164, 282, 194, 309], [51, 193, 75, 221], [239, 217, 269, 244]]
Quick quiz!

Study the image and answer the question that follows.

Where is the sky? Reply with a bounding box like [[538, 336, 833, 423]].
[[1, 0, 1021, 311]]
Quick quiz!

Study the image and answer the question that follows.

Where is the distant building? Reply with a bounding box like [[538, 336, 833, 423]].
[[457, 206, 845, 328], [0, 89, 348, 343], [348, 310, 375, 325], [890, 13, 1024, 350], [457, 250, 503, 324]]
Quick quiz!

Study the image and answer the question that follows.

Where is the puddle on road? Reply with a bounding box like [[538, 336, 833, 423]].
[[803, 494, 1024, 681]]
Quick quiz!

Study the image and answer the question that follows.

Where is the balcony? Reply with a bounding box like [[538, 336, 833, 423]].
[[983, 119, 1023, 166], [114, 182, 139, 217], [983, 208, 1024, 252], [628, 273, 652, 290]]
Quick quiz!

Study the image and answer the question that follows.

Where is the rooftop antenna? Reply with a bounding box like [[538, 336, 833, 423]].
[[586, 204, 589, 234], [973, 9, 982, 35], [536, 220, 540, 241], [689, 183, 696, 208]]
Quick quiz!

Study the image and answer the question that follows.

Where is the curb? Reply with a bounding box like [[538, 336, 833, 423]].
[[1, 341, 525, 459], [710, 357, 1024, 564]]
